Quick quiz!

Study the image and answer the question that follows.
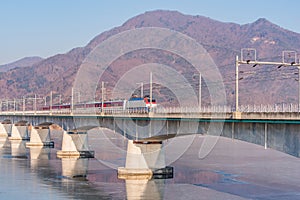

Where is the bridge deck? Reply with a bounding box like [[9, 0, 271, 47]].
[[1, 111, 300, 122]]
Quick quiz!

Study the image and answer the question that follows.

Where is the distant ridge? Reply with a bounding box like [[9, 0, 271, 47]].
[[0, 56, 44, 72]]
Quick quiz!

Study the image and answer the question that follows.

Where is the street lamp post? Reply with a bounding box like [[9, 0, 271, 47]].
[[101, 82, 105, 114], [150, 72, 153, 110], [136, 82, 144, 98], [44, 96, 47, 106], [298, 67, 300, 111], [34, 94, 37, 114], [235, 55, 239, 112], [198, 73, 202, 111], [141, 82, 143, 98], [13, 98, 16, 112], [71, 88, 74, 113], [23, 96, 25, 113], [193, 73, 202, 111], [50, 91, 53, 114]]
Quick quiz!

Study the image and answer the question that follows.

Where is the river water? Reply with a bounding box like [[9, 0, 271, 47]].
[[0, 129, 299, 200]]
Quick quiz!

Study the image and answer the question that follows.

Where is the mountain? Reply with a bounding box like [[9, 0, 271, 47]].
[[1, 10, 300, 106], [0, 56, 44, 72]]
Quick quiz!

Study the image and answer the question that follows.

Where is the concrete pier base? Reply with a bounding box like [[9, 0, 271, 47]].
[[26, 128, 44, 147], [26, 123, 54, 148], [118, 166, 173, 180], [118, 167, 153, 180], [9, 121, 30, 140], [57, 131, 80, 158], [57, 151, 80, 158], [57, 130, 94, 158], [0, 119, 12, 137], [118, 140, 173, 179]]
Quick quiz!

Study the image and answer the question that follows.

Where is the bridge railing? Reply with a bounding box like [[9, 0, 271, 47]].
[[1, 103, 300, 115], [239, 103, 300, 113], [72, 107, 150, 115], [153, 104, 300, 114], [154, 105, 232, 113]]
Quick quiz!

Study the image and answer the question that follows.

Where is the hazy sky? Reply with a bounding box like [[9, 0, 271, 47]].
[[1, 0, 300, 64]]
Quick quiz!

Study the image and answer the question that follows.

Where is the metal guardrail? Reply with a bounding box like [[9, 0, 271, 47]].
[[154, 106, 231, 113], [238, 103, 300, 113], [1, 104, 300, 115]]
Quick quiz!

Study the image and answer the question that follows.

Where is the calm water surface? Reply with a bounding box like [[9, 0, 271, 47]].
[[0, 130, 299, 200]]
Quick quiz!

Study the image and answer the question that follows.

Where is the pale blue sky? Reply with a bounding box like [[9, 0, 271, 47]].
[[1, 0, 300, 64]]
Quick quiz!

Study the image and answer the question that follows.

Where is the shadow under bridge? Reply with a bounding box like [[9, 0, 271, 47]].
[[86, 116, 203, 140]]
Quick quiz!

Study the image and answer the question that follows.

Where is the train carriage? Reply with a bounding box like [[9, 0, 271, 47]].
[[42, 95, 156, 113]]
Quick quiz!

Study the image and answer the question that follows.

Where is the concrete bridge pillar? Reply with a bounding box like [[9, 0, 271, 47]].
[[0, 119, 12, 137], [118, 140, 173, 179], [57, 128, 95, 158], [26, 123, 54, 147], [9, 121, 30, 140], [57, 131, 80, 158]]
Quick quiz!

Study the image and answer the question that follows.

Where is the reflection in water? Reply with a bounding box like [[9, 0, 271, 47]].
[[0, 136, 9, 148], [61, 157, 89, 180], [173, 167, 222, 185], [28, 146, 51, 169], [125, 178, 166, 200], [0, 131, 299, 199], [29, 146, 50, 160], [27, 143, 120, 199], [10, 140, 27, 159]]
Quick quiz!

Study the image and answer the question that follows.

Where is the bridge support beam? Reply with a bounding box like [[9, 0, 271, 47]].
[[9, 121, 30, 140], [118, 140, 173, 180], [26, 125, 54, 147], [57, 130, 94, 158]]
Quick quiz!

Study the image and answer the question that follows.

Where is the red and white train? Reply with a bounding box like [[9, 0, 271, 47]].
[[42, 95, 156, 112]]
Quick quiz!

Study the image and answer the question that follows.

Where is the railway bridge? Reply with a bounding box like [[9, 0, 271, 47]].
[[0, 106, 299, 178]]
